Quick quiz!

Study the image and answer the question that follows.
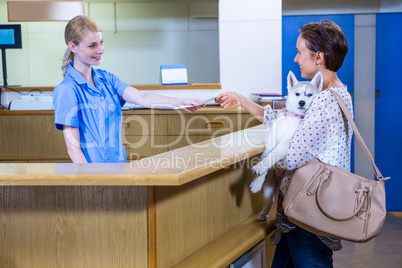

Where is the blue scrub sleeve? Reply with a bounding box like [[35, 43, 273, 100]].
[[53, 84, 80, 130], [107, 71, 129, 107]]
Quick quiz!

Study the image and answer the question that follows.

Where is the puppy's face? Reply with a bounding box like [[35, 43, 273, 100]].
[[286, 71, 323, 115]]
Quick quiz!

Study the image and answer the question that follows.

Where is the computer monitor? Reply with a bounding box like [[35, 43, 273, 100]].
[[0, 24, 22, 49], [0, 24, 22, 86]]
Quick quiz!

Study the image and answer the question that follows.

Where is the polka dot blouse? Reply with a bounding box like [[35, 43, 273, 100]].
[[263, 87, 353, 196]]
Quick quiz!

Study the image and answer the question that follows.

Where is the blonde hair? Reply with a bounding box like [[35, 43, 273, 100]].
[[62, 15, 102, 76]]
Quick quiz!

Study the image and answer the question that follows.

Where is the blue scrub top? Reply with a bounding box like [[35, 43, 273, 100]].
[[53, 62, 129, 163]]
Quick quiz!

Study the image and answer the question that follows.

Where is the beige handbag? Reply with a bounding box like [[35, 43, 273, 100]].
[[282, 89, 390, 243]]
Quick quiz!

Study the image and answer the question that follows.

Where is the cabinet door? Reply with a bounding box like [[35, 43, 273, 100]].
[[375, 13, 402, 211], [0, 115, 67, 158], [122, 114, 168, 136], [168, 113, 259, 136], [167, 113, 260, 150], [122, 114, 169, 159]]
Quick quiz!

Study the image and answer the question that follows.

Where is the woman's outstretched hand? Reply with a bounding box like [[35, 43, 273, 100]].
[[215, 92, 242, 110], [178, 98, 204, 112]]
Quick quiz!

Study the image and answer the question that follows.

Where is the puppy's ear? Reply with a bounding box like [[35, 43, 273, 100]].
[[287, 71, 298, 90], [311, 71, 323, 91]]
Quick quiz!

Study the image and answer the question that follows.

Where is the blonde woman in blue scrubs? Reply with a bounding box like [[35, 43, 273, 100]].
[[54, 15, 202, 163]]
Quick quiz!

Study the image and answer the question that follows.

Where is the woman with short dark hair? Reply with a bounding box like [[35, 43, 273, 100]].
[[215, 20, 352, 267], [299, 20, 348, 72]]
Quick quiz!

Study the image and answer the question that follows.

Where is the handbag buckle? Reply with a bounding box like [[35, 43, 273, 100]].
[[357, 209, 371, 220], [307, 167, 332, 196], [378, 176, 391, 181], [322, 168, 332, 178], [355, 185, 371, 220], [355, 185, 369, 194]]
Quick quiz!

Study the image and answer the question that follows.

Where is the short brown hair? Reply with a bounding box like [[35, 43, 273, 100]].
[[300, 20, 348, 72]]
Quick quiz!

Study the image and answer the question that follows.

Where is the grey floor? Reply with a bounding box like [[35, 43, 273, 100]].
[[333, 213, 402, 268]]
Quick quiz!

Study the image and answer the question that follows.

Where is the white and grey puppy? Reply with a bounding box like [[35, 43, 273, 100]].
[[250, 71, 323, 245]]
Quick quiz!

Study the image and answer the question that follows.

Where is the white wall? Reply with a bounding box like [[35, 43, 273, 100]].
[[0, 1, 220, 94], [219, 0, 282, 96]]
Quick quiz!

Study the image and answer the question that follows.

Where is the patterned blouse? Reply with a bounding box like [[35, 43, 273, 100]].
[[263, 87, 353, 251]]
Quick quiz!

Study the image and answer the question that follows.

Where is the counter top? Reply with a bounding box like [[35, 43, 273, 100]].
[[0, 106, 252, 115], [0, 124, 266, 186], [1, 84, 221, 92]]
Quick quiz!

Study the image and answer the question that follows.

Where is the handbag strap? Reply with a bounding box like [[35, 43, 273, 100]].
[[328, 89, 388, 181]]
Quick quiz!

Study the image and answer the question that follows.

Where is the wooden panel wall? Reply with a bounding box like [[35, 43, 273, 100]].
[[155, 159, 263, 268], [0, 112, 260, 162], [0, 186, 149, 268], [0, 114, 67, 158]]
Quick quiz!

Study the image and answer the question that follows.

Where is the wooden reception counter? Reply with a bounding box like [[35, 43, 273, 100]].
[[0, 125, 275, 268]]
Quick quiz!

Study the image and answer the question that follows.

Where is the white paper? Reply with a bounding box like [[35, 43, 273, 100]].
[[175, 97, 216, 109], [161, 68, 188, 85]]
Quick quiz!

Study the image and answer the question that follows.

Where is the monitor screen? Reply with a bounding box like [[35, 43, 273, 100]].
[[0, 24, 22, 49], [0, 29, 15, 45]]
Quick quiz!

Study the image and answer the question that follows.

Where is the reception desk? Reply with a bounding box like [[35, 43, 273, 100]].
[[0, 125, 275, 268], [0, 107, 261, 162]]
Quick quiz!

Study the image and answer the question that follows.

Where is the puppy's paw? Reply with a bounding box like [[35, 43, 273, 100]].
[[251, 162, 268, 176], [270, 229, 283, 246], [250, 177, 264, 193], [257, 212, 268, 222]]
